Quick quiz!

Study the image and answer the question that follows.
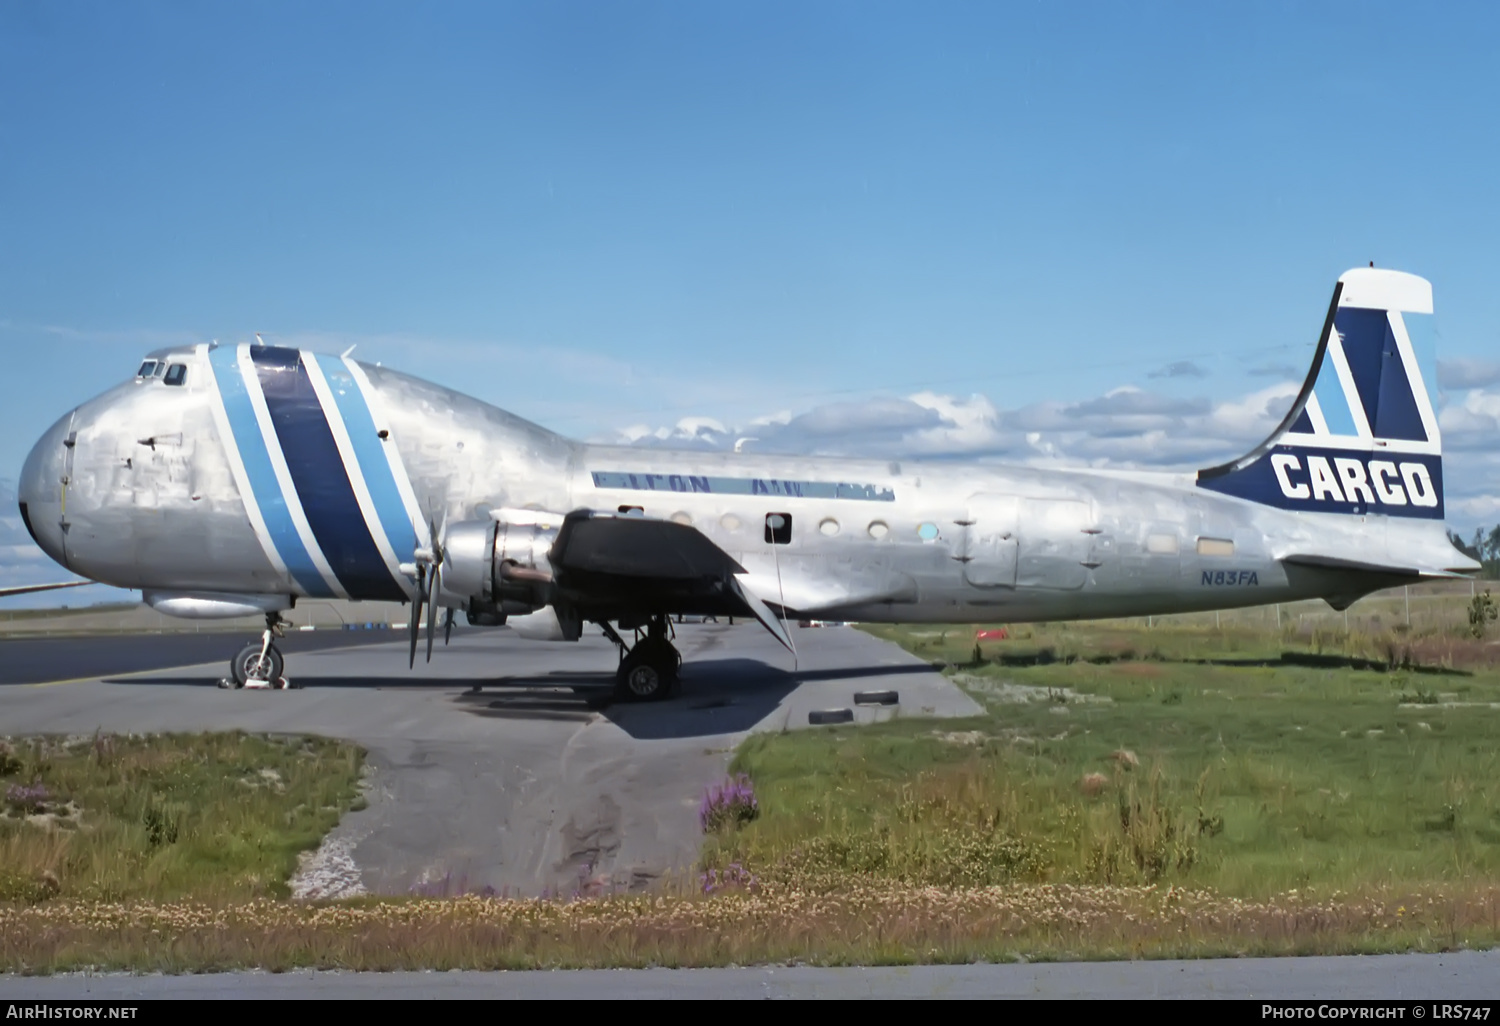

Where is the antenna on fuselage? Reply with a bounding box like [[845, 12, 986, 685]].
[[734, 437, 758, 453], [341, 345, 357, 358]]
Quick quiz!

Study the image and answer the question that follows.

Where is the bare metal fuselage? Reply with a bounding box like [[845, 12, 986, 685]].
[[19, 345, 1456, 626]]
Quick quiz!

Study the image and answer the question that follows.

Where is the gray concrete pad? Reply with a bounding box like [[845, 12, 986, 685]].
[[0, 623, 980, 897], [4, 948, 1499, 999]]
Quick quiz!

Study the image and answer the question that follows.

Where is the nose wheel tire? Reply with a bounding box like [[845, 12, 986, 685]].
[[231, 642, 284, 688]]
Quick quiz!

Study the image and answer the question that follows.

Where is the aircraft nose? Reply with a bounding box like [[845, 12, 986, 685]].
[[18, 414, 73, 571]]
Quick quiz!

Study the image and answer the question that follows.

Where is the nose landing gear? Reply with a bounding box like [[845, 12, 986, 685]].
[[219, 612, 297, 690], [600, 615, 681, 702]]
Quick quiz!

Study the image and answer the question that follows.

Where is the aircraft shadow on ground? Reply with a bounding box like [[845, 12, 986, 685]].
[[601, 657, 938, 740], [100, 657, 941, 738]]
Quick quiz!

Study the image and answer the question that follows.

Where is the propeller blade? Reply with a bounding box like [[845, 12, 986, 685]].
[[426, 566, 440, 663], [408, 565, 425, 669]]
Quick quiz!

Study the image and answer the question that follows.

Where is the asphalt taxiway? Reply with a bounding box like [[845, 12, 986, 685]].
[[4, 950, 1499, 999], [0, 622, 980, 897]]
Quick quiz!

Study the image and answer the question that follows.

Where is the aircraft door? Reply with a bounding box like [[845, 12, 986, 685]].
[[1018, 498, 1092, 590], [961, 494, 1019, 588]]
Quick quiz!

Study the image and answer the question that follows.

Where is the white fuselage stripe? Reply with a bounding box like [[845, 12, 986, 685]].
[[301, 356, 414, 598]]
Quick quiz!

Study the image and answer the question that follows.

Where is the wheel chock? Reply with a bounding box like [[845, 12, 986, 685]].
[[808, 708, 854, 725]]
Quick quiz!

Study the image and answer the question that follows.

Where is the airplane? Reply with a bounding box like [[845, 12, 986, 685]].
[[14, 266, 1480, 695]]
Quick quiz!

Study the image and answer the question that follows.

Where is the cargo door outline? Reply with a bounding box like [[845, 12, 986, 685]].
[[1018, 498, 1091, 590], [960, 494, 1019, 588]]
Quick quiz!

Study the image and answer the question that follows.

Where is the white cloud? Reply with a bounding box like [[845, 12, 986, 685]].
[[1438, 359, 1500, 391], [1452, 494, 1500, 523], [1439, 389, 1500, 452]]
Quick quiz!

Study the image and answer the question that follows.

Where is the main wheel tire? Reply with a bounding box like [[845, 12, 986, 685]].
[[231, 642, 284, 687], [615, 643, 678, 702]]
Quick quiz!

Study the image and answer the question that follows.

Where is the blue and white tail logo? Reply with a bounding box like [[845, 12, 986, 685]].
[[1198, 268, 1444, 519]]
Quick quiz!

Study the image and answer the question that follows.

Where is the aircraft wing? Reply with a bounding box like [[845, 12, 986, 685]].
[[547, 510, 795, 651], [0, 580, 94, 600]]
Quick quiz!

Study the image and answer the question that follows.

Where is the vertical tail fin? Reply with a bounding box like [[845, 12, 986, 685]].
[[1198, 268, 1443, 519]]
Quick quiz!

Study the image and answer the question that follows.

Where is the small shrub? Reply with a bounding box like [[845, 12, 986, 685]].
[[0, 870, 53, 905], [141, 800, 182, 847], [0, 741, 22, 777], [700, 774, 759, 834], [1468, 590, 1497, 640], [90, 732, 115, 765]]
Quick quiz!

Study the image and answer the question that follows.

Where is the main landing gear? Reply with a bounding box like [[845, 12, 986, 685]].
[[600, 615, 681, 702], [219, 612, 297, 690]]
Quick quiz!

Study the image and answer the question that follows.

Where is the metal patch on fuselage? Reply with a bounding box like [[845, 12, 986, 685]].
[[590, 471, 895, 501]]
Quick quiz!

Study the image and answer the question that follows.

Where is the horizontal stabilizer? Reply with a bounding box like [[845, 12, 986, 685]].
[[1280, 553, 1465, 579], [1280, 554, 1420, 577]]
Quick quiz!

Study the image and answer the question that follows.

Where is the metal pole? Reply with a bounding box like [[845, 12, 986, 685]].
[[1215, 610, 1220, 629], [1405, 586, 1410, 627]]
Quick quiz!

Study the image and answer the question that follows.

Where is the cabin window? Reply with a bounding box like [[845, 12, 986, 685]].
[[917, 522, 940, 541], [1197, 537, 1235, 557], [868, 520, 889, 539], [163, 364, 188, 386], [1146, 533, 1179, 554], [137, 361, 158, 378], [618, 505, 644, 517], [669, 511, 692, 525], [818, 517, 840, 537], [720, 513, 742, 532], [764, 513, 792, 544]]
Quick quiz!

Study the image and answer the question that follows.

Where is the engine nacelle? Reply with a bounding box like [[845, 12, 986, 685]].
[[434, 509, 563, 622]]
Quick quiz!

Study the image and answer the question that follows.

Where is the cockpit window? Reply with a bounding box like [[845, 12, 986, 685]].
[[153, 362, 168, 378], [163, 363, 187, 386], [137, 361, 158, 378]]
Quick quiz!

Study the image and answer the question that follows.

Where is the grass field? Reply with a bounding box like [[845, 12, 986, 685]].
[[4, 582, 1500, 971], [704, 583, 1500, 894], [0, 732, 364, 906]]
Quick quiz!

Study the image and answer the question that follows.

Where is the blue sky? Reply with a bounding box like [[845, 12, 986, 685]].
[[4, 1, 1500, 604]]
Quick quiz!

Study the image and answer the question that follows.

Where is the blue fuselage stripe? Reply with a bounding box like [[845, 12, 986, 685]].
[[310, 354, 418, 567], [250, 346, 407, 601], [208, 346, 333, 597]]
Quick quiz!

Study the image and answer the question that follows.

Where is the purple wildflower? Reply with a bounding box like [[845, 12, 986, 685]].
[[5, 781, 49, 815], [699, 862, 759, 894], [699, 773, 760, 833]]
